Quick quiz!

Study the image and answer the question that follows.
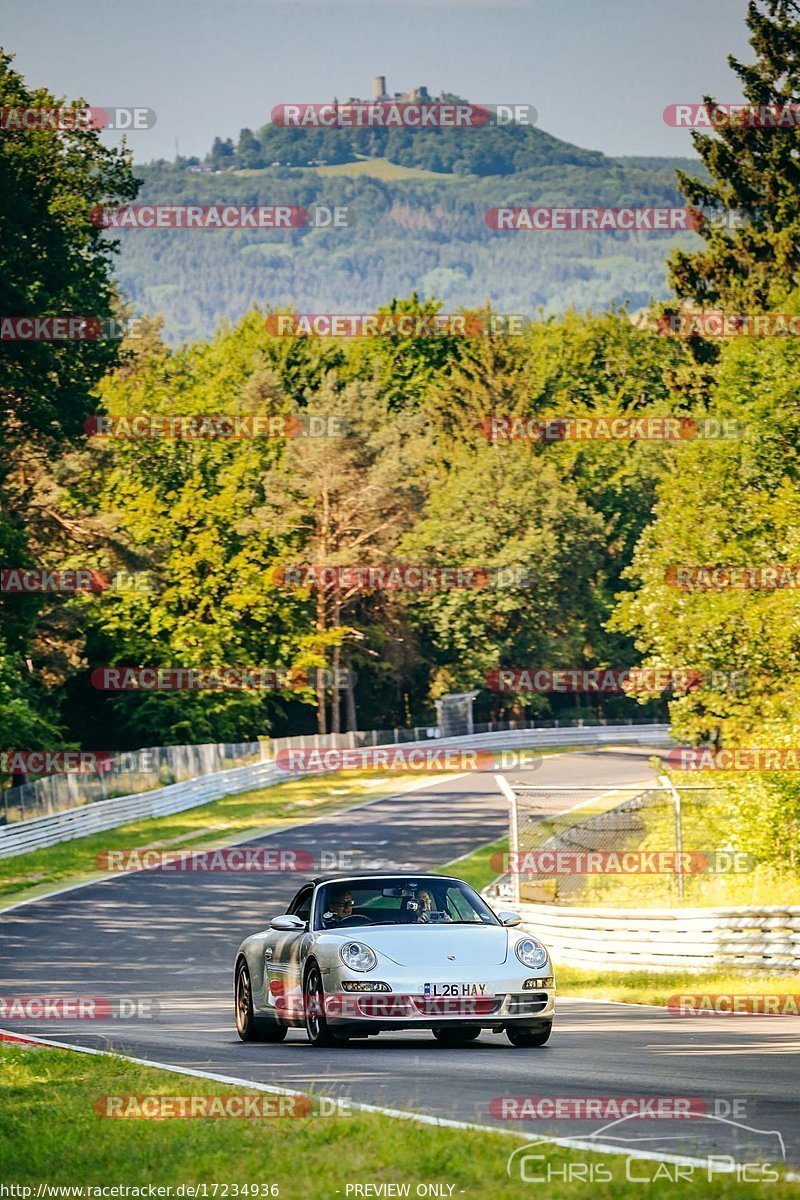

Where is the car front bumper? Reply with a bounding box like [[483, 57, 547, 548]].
[[322, 970, 556, 1029]]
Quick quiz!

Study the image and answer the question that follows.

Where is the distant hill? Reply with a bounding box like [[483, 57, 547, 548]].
[[118, 116, 704, 343], [205, 116, 612, 177]]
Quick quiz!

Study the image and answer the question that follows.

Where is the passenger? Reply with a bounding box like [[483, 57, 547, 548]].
[[415, 888, 450, 921]]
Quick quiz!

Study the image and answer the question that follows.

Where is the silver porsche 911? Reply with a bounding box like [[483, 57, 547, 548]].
[[234, 873, 555, 1047]]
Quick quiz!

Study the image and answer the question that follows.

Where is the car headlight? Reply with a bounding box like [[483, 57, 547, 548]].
[[515, 937, 548, 970], [339, 941, 377, 972]]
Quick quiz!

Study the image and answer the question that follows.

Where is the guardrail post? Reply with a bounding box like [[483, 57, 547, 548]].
[[659, 774, 684, 904], [494, 774, 520, 908]]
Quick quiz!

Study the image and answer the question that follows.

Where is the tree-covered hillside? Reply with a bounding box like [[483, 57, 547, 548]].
[[117, 153, 701, 343]]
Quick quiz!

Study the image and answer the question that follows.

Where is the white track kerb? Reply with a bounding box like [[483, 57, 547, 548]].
[[0, 1027, 731, 1172]]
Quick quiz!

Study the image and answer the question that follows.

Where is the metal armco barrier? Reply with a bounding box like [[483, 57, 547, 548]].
[[0, 760, 284, 861], [512, 901, 800, 973], [0, 723, 670, 861]]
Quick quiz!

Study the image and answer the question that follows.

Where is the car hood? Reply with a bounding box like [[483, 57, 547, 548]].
[[327, 924, 510, 968]]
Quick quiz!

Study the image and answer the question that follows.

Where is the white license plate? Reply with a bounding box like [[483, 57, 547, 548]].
[[423, 982, 489, 997]]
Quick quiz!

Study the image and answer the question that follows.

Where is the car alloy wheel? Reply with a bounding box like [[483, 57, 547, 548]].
[[304, 963, 347, 1047], [235, 960, 287, 1043]]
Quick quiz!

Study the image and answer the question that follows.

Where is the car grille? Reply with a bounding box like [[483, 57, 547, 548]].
[[411, 996, 500, 1017], [505, 992, 549, 1015]]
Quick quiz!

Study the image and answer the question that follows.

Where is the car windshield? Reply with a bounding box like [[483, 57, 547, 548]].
[[314, 876, 499, 930]]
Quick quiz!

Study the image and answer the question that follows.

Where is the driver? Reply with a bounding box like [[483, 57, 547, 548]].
[[328, 890, 355, 921]]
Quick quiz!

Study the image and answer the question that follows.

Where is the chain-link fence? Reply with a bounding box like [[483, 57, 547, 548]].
[[495, 777, 739, 908], [0, 714, 664, 827], [0, 741, 263, 825]]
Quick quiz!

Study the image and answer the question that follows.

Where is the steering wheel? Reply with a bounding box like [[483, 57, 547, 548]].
[[337, 914, 372, 927]]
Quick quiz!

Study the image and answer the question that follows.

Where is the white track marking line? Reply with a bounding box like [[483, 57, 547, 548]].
[[0, 1027, 737, 1170]]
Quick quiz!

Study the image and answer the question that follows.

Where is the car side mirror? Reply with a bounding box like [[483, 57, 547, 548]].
[[499, 911, 522, 927], [270, 914, 306, 932]]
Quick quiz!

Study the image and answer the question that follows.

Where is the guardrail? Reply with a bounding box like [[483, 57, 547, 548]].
[[0, 760, 286, 861], [0, 740, 266, 824], [0, 722, 671, 861], [510, 901, 800, 973]]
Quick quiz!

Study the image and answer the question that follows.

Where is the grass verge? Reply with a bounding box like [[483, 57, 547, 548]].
[[1, 1042, 796, 1195], [316, 156, 458, 180], [555, 965, 800, 1008], [436, 836, 508, 892]]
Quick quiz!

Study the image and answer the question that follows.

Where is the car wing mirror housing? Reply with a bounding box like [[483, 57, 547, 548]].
[[499, 911, 522, 927], [270, 914, 306, 931]]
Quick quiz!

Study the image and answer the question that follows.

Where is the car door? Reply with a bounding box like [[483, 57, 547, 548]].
[[264, 885, 313, 1018]]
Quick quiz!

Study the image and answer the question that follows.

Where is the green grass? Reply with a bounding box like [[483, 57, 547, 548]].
[[504, 774, 800, 907], [231, 158, 458, 181], [316, 156, 458, 180], [0, 769, 454, 906], [2, 1044, 796, 1195], [437, 836, 508, 892], [555, 964, 800, 1007]]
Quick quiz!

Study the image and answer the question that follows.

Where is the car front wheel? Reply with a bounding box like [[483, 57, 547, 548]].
[[506, 1020, 552, 1047], [304, 963, 348, 1047], [235, 960, 287, 1043]]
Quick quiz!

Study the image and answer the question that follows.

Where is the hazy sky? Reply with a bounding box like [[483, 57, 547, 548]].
[[3, 0, 752, 162]]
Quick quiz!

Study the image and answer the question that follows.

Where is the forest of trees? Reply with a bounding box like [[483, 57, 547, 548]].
[[117, 154, 700, 344], [2, 0, 800, 874]]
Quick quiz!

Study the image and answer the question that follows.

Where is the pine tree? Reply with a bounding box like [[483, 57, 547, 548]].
[[669, 0, 800, 309]]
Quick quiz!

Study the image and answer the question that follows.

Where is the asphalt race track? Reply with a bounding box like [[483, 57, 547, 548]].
[[2, 747, 799, 1171]]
